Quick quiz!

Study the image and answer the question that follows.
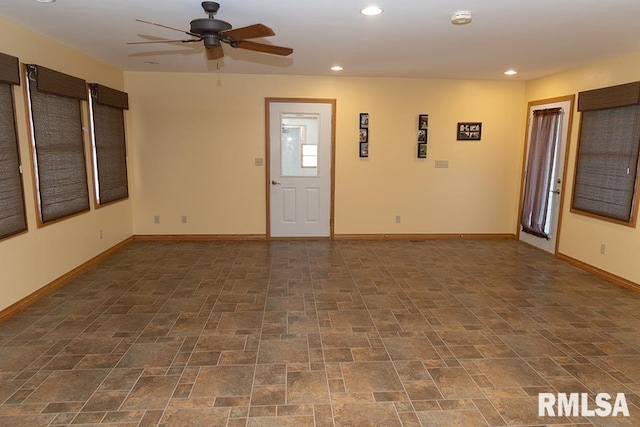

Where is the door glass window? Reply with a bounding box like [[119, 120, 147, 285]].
[[281, 113, 319, 176]]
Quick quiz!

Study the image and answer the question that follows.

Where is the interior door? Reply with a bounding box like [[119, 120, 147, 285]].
[[267, 100, 333, 238], [519, 97, 574, 253]]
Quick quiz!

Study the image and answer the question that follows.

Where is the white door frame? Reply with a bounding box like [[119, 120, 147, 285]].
[[265, 98, 336, 239], [517, 95, 575, 254]]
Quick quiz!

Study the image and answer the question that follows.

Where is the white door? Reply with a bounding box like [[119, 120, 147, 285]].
[[268, 101, 333, 237], [519, 98, 573, 253]]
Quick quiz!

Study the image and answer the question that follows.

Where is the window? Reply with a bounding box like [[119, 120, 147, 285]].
[[301, 144, 318, 168], [26, 65, 90, 224], [0, 52, 26, 240], [572, 82, 640, 226], [89, 84, 129, 205]]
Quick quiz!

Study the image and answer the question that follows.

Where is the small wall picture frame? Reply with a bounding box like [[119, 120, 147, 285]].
[[417, 114, 428, 158], [417, 143, 427, 158], [359, 128, 368, 143], [359, 113, 369, 158], [457, 122, 482, 141], [360, 142, 369, 157], [419, 114, 429, 130], [360, 113, 369, 129]]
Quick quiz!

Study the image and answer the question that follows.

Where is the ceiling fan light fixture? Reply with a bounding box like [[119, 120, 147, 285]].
[[360, 6, 383, 16], [330, 65, 344, 71], [451, 11, 472, 25]]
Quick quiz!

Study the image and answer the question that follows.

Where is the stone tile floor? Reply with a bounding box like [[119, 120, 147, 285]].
[[0, 239, 639, 426]]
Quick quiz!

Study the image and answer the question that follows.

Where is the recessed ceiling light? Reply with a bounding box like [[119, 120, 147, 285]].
[[35, 0, 56, 3], [504, 69, 518, 76], [360, 6, 383, 16], [330, 65, 344, 71], [451, 11, 472, 25]]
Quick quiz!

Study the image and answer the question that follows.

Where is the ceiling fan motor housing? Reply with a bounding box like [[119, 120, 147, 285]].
[[190, 18, 232, 36]]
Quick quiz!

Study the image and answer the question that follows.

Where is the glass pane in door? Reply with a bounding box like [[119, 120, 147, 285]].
[[281, 113, 319, 177]]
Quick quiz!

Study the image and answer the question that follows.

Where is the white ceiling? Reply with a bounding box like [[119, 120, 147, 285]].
[[1, 0, 640, 81]]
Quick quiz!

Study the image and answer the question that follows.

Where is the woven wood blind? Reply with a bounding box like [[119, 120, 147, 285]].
[[572, 104, 640, 223], [0, 53, 19, 85], [91, 83, 129, 204], [578, 82, 640, 112], [33, 65, 87, 100], [93, 84, 129, 110], [28, 66, 89, 223], [0, 83, 27, 239]]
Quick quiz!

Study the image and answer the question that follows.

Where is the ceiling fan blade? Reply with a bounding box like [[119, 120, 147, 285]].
[[136, 19, 200, 38], [236, 40, 293, 56], [223, 23, 275, 41], [127, 39, 201, 45], [206, 45, 225, 60]]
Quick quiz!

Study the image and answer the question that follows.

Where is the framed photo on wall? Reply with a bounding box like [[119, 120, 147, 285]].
[[360, 113, 369, 129], [359, 128, 368, 143], [417, 143, 427, 158], [457, 122, 482, 140], [359, 113, 369, 158], [360, 142, 369, 157], [419, 114, 429, 130], [417, 114, 428, 158]]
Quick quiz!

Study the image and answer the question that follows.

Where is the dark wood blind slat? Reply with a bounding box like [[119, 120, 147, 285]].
[[0, 53, 19, 85], [578, 81, 640, 111], [30, 64, 87, 100], [91, 84, 129, 110]]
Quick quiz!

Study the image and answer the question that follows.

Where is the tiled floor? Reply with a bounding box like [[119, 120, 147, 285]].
[[0, 239, 639, 426]]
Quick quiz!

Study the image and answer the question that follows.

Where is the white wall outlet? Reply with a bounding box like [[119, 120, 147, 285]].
[[435, 160, 449, 168], [154, 215, 160, 224], [255, 157, 264, 166], [395, 215, 401, 224], [600, 244, 606, 255], [181, 215, 188, 224]]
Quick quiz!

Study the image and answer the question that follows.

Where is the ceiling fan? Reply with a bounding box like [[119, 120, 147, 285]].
[[128, 1, 293, 60]]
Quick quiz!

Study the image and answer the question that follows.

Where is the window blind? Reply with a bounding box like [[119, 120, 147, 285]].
[[0, 79, 27, 239], [90, 84, 129, 204], [572, 104, 640, 223], [0, 52, 20, 85], [27, 65, 90, 223]]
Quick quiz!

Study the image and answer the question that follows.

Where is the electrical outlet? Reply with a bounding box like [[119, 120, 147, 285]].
[[181, 215, 188, 224], [395, 215, 401, 224], [255, 157, 264, 166], [154, 215, 160, 224], [435, 160, 449, 168], [99, 229, 103, 239], [600, 244, 606, 255]]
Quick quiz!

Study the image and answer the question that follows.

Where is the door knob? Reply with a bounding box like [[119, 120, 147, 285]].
[[271, 180, 281, 185]]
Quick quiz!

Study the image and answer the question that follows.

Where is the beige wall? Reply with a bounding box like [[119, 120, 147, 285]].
[[526, 51, 640, 285], [0, 18, 132, 311], [125, 72, 526, 236]]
